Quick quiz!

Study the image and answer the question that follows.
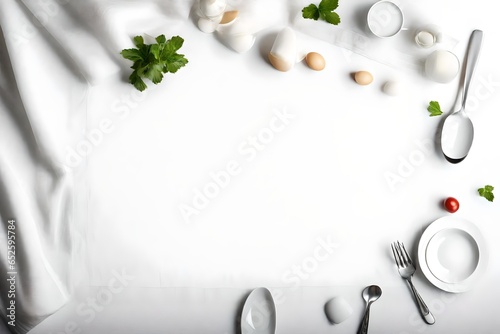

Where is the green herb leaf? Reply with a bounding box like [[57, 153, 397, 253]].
[[319, 0, 339, 12], [144, 63, 164, 84], [303, 0, 341, 25], [165, 53, 188, 73], [120, 48, 143, 62], [302, 4, 320, 20], [150, 44, 160, 60], [321, 10, 341, 25], [478, 185, 495, 202], [155, 34, 166, 44], [129, 71, 147, 92], [166, 36, 184, 53], [427, 101, 443, 117], [121, 34, 188, 91], [133, 36, 144, 47]]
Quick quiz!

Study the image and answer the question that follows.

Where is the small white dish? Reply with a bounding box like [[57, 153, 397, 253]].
[[418, 216, 488, 293], [241, 287, 277, 334], [367, 1, 404, 38]]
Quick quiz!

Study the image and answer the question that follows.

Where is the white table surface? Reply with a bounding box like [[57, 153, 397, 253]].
[[0, 0, 499, 333]]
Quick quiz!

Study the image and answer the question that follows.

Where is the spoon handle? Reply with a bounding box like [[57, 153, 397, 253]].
[[461, 30, 483, 109], [357, 304, 371, 334]]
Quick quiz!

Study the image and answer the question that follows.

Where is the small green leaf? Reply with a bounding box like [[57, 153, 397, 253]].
[[427, 101, 443, 117], [120, 48, 143, 62], [321, 10, 341, 25], [150, 44, 160, 60], [478, 185, 495, 202], [155, 34, 167, 44], [302, 4, 320, 20], [165, 54, 188, 73], [166, 36, 184, 53], [319, 0, 339, 12], [129, 71, 147, 92], [133, 36, 144, 47], [303, 1, 341, 25], [145, 64, 164, 84]]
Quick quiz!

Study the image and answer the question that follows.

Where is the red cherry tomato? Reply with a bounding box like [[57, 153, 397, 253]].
[[443, 197, 460, 213]]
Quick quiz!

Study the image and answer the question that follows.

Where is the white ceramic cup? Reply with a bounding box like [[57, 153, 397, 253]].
[[367, 1, 404, 38]]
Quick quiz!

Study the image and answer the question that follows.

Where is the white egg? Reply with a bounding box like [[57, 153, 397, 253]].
[[197, 17, 218, 33], [199, 0, 226, 18], [325, 297, 353, 324], [268, 27, 297, 72], [216, 17, 252, 35], [425, 50, 460, 83], [224, 34, 255, 53], [383, 80, 403, 96]]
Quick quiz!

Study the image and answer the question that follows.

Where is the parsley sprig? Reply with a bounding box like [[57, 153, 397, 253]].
[[478, 185, 495, 202], [121, 35, 188, 92], [427, 101, 443, 117], [302, 0, 341, 25]]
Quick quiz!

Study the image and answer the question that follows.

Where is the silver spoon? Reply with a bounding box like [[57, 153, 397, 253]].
[[441, 30, 483, 163], [357, 285, 382, 334]]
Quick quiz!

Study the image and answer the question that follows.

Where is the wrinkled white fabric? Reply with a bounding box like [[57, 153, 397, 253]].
[[0, 0, 280, 332]]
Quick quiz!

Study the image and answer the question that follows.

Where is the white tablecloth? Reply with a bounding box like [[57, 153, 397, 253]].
[[1, 0, 499, 333]]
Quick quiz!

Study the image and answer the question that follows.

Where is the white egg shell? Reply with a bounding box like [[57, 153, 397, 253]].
[[268, 27, 297, 72], [425, 50, 460, 83], [224, 34, 255, 53], [199, 0, 226, 18], [383, 81, 403, 96], [325, 297, 353, 324], [415, 31, 435, 48], [197, 17, 218, 33], [216, 17, 253, 36]]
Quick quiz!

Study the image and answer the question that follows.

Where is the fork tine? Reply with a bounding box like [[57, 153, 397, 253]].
[[395, 241, 407, 266], [399, 241, 413, 265], [391, 242, 402, 267]]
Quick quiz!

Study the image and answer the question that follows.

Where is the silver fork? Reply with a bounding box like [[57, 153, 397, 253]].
[[391, 241, 435, 325]]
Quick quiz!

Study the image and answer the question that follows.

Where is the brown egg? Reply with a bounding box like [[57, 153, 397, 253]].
[[305, 52, 326, 71], [219, 10, 238, 25], [354, 71, 373, 85], [268, 52, 293, 72]]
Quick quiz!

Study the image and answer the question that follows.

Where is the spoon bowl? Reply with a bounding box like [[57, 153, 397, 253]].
[[357, 285, 382, 334], [441, 30, 483, 163], [441, 112, 474, 163]]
